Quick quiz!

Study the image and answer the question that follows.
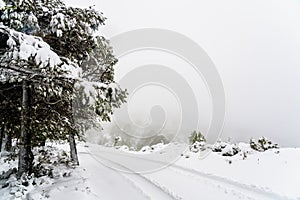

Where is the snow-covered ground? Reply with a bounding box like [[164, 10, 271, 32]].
[[1, 142, 299, 200]]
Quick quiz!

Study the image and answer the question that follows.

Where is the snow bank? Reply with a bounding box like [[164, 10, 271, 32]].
[[178, 144, 300, 199]]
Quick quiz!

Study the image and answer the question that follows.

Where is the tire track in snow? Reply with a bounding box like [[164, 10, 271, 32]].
[[79, 151, 151, 200], [168, 164, 294, 200], [85, 148, 181, 200], [94, 147, 295, 200]]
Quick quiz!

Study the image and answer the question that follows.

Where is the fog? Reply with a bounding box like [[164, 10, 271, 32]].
[[65, 0, 300, 147]]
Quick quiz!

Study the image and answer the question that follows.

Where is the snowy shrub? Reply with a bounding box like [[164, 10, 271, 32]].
[[2, 172, 54, 199], [211, 140, 227, 152], [113, 136, 122, 146], [32, 145, 73, 178], [210, 140, 240, 156], [0, 144, 72, 182], [189, 141, 206, 153], [0, 144, 75, 199], [221, 144, 240, 156], [250, 137, 279, 152]]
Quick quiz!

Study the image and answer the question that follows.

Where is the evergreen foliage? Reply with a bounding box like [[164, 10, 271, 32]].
[[189, 130, 206, 144], [250, 137, 279, 152], [0, 0, 127, 176]]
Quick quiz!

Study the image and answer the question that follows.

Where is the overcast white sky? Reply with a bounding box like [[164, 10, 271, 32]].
[[65, 0, 300, 146]]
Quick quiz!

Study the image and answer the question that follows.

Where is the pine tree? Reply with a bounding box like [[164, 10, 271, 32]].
[[0, 0, 127, 177], [189, 131, 206, 144]]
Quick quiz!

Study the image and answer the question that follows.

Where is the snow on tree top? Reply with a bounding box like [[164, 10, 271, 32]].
[[0, 25, 80, 81], [3, 25, 61, 68]]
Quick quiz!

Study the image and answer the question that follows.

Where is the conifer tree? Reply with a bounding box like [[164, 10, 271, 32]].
[[0, 0, 127, 177]]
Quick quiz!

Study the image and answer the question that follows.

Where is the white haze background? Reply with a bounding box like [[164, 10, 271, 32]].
[[64, 0, 300, 147]]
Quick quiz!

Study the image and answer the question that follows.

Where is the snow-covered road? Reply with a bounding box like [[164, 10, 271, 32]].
[[76, 144, 293, 200], [81, 150, 175, 200]]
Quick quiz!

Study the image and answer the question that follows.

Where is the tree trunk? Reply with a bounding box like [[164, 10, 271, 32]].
[[0, 125, 4, 152], [4, 131, 12, 152], [69, 132, 79, 165], [18, 80, 33, 178]]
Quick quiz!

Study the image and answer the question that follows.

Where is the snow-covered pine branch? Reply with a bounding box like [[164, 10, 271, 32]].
[[0, 25, 80, 82]]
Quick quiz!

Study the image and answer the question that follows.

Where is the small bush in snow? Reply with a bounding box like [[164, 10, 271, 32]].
[[211, 140, 240, 156], [189, 141, 206, 153], [32, 146, 73, 178], [113, 136, 122, 146], [221, 144, 240, 156], [250, 137, 279, 152], [211, 140, 227, 152]]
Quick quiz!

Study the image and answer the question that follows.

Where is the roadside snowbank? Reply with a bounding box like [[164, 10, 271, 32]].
[[177, 144, 300, 199]]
